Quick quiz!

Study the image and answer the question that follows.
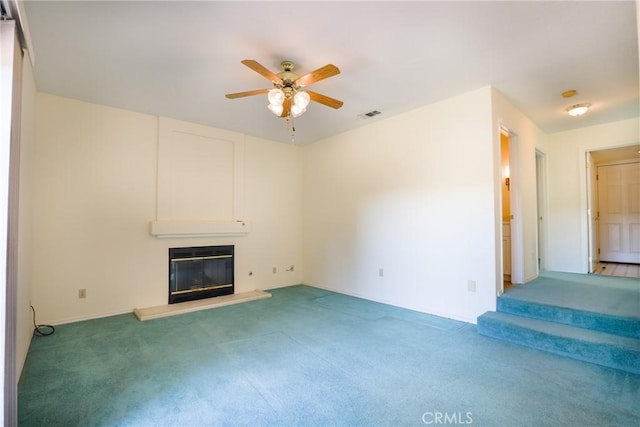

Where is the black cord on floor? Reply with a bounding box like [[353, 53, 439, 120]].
[[30, 305, 55, 337]]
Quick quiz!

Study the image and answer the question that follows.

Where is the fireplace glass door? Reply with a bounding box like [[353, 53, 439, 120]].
[[169, 246, 234, 304]]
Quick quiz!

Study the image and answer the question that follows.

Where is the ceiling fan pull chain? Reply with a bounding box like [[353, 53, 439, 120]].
[[286, 116, 296, 144]]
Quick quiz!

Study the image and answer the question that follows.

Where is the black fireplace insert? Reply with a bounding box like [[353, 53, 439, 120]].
[[169, 245, 234, 304]]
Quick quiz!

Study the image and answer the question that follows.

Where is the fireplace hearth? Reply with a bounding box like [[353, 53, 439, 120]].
[[169, 245, 234, 304]]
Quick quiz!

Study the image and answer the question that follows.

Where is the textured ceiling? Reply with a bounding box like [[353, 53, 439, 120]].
[[22, 1, 640, 145]]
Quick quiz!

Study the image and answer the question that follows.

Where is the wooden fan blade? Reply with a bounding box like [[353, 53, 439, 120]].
[[241, 59, 282, 84], [296, 64, 340, 87], [225, 88, 269, 99], [307, 90, 344, 109], [280, 98, 292, 118]]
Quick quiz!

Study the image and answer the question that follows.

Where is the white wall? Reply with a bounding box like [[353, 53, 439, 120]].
[[302, 87, 497, 323], [32, 94, 302, 324], [544, 118, 640, 273], [242, 135, 303, 286]]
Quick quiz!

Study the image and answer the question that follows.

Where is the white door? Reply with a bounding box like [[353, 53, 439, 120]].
[[597, 162, 640, 263]]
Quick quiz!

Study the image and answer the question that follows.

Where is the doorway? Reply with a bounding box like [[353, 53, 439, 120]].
[[586, 144, 640, 277], [500, 131, 511, 288], [498, 126, 524, 294]]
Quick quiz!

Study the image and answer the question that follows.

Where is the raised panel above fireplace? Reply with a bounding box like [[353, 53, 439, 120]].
[[152, 117, 248, 238]]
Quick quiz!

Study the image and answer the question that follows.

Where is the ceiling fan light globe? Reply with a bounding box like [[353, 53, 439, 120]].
[[291, 105, 306, 118], [268, 88, 285, 106], [293, 91, 310, 109], [268, 104, 283, 116]]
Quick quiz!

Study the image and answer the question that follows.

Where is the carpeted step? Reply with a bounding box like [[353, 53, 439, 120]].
[[497, 295, 640, 339], [477, 311, 640, 374]]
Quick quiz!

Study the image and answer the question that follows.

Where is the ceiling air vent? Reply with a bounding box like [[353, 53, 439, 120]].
[[359, 110, 382, 119]]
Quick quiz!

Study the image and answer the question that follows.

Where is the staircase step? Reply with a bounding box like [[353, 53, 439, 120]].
[[477, 311, 640, 374], [497, 296, 640, 339]]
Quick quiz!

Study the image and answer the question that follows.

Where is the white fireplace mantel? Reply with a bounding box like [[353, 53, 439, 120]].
[[150, 220, 251, 238]]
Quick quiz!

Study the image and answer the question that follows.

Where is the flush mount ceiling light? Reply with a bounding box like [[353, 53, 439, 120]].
[[566, 103, 591, 117], [225, 60, 343, 120], [561, 89, 591, 117]]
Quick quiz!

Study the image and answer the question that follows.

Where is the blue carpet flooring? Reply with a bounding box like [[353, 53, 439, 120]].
[[499, 271, 639, 319], [478, 271, 640, 374], [19, 284, 640, 426]]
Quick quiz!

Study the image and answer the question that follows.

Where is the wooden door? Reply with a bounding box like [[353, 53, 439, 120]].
[[597, 162, 640, 263]]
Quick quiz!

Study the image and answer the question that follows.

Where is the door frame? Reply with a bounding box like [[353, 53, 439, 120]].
[[585, 151, 598, 272], [583, 143, 640, 273], [498, 125, 524, 290]]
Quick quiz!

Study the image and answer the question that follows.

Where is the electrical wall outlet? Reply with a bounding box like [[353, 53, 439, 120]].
[[379, 268, 384, 277], [467, 280, 476, 292], [272, 267, 277, 274], [78, 289, 87, 299]]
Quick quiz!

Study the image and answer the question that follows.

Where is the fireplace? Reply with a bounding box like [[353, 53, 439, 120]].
[[169, 245, 234, 304]]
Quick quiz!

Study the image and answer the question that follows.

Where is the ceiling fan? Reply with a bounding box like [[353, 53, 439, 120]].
[[225, 59, 343, 119]]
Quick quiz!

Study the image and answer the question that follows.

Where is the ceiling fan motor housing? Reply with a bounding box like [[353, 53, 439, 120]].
[[277, 61, 300, 92]]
